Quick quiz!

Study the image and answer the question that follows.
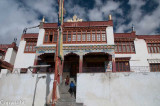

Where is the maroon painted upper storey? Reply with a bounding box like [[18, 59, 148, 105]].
[[136, 35, 160, 39], [22, 33, 39, 39], [43, 20, 113, 28], [114, 32, 136, 38], [114, 32, 160, 39]]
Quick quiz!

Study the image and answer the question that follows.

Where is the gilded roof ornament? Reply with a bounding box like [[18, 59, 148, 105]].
[[109, 14, 112, 20], [42, 16, 45, 23], [67, 15, 83, 22]]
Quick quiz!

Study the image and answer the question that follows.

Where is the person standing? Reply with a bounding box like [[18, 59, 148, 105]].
[[69, 81, 75, 97], [65, 75, 69, 85]]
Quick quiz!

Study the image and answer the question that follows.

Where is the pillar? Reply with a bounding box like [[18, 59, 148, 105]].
[[112, 54, 116, 72], [106, 55, 112, 72], [79, 54, 83, 73]]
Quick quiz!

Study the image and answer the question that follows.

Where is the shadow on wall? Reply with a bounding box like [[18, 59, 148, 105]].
[[45, 74, 51, 106]]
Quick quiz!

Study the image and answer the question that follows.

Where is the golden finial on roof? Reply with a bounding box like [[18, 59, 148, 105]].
[[109, 14, 112, 20], [42, 16, 45, 22], [67, 15, 83, 22]]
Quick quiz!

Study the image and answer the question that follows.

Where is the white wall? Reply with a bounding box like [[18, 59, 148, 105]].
[[0, 74, 54, 106], [4, 48, 17, 65], [115, 38, 160, 72], [14, 40, 35, 69], [10, 49, 17, 65], [37, 29, 45, 46], [1, 48, 17, 75], [106, 26, 114, 45], [76, 73, 160, 106]]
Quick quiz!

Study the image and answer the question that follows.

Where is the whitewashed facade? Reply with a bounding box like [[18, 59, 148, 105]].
[[13, 18, 160, 73]]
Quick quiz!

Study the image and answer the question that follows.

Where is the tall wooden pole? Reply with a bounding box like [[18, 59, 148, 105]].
[[52, 0, 64, 106]]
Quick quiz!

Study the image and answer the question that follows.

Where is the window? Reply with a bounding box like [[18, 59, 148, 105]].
[[86, 31, 90, 41], [63, 31, 67, 42], [82, 31, 86, 41], [25, 41, 36, 53], [44, 32, 49, 42], [87, 34, 91, 41], [44, 29, 107, 44], [53, 32, 58, 42], [92, 31, 96, 41], [72, 31, 76, 41], [115, 41, 135, 53], [68, 31, 71, 42], [102, 33, 106, 41], [49, 32, 53, 42], [77, 32, 81, 41], [116, 61, 130, 72], [150, 63, 160, 72], [97, 30, 101, 41], [147, 43, 160, 53]]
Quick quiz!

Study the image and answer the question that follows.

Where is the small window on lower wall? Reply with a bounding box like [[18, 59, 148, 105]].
[[116, 58, 130, 72], [150, 63, 160, 72]]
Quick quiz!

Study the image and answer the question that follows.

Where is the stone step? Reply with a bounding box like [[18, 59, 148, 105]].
[[56, 102, 76, 106], [56, 102, 83, 106], [58, 98, 75, 102], [76, 103, 83, 106], [56, 79, 79, 106]]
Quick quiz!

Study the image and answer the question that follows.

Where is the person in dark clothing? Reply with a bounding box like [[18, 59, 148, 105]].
[[65, 75, 69, 85], [69, 81, 76, 97]]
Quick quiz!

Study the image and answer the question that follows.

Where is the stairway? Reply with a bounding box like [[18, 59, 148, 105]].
[[56, 79, 83, 106]]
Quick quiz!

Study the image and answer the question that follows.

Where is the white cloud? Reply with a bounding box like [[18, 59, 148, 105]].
[[88, 1, 121, 21], [1, 0, 159, 45], [116, 0, 160, 35], [64, 4, 87, 21], [0, 0, 58, 44], [22, 0, 58, 22], [0, 0, 41, 44]]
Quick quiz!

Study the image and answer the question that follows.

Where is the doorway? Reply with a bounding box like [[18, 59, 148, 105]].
[[63, 53, 79, 78]]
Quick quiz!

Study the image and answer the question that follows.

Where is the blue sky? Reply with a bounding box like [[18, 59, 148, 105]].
[[0, 0, 160, 44]]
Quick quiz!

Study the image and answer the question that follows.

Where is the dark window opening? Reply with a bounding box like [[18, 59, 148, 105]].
[[116, 60, 130, 72], [150, 63, 160, 72]]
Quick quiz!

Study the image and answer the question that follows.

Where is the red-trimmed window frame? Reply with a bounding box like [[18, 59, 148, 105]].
[[24, 41, 36, 53], [150, 63, 160, 72], [43, 29, 107, 44], [116, 60, 130, 72], [115, 41, 135, 54], [147, 43, 160, 53]]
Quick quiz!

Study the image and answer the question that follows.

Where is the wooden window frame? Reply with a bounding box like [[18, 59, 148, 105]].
[[115, 41, 135, 54], [24, 41, 36, 53], [150, 63, 160, 72], [43, 28, 107, 44], [116, 60, 130, 72], [147, 43, 160, 53]]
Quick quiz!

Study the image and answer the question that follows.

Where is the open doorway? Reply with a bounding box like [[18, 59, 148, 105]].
[[83, 52, 108, 72], [37, 53, 55, 73], [63, 53, 79, 78]]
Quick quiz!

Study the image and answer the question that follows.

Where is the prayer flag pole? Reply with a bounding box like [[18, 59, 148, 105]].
[[52, 0, 64, 105]]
